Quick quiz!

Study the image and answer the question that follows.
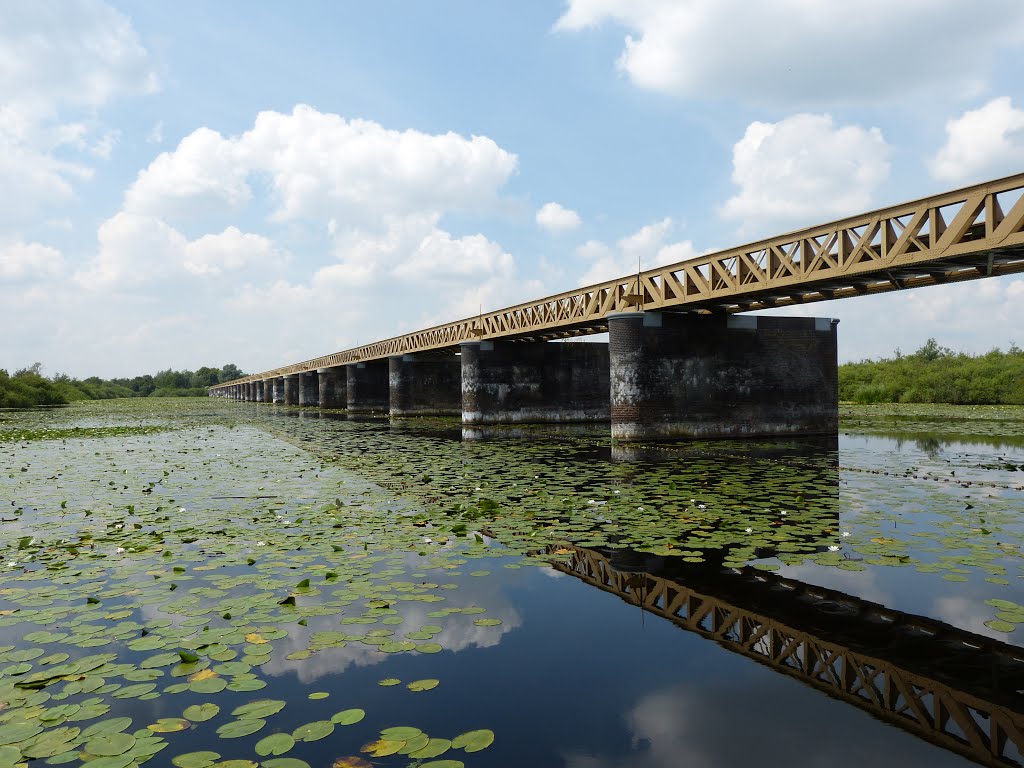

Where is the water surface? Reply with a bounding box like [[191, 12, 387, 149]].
[[2, 399, 1023, 768]]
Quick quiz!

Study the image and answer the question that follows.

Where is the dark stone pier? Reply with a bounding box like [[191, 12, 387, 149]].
[[389, 354, 462, 416], [347, 361, 390, 413], [461, 340, 611, 424], [608, 312, 838, 440], [298, 371, 318, 406], [318, 367, 347, 409], [283, 374, 299, 406]]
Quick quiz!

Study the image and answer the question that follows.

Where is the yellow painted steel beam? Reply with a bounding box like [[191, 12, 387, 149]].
[[212, 171, 1024, 390]]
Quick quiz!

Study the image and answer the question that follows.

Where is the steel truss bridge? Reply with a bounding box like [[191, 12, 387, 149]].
[[212, 171, 1024, 392], [551, 544, 1024, 768]]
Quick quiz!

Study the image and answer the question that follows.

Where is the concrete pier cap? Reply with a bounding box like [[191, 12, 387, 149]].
[[608, 310, 839, 441]]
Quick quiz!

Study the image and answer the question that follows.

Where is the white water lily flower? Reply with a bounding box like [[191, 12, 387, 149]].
[[637, 506, 644, 511], [828, 545, 841, 552], [745, 527, 752, 533], [422, 537, 432, 543], [842, 531, 851, 537], [6, 561, 16, 568], [114, 523, 123, 530], [780, 511, 787, 516], [613, 490, 620, 494], [178, 507, 186, 513], [697, 504, 707, 510], [115, 547, 126, 554], [256, 541, 267, 546]]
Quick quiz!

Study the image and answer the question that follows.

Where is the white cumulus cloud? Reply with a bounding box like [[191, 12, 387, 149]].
[[0, 0, 156, 112], [93, 104, 529, 369], [930, 97, 1024, 185], [577, 218, 698, 286], [394, 229, 514, 281], [720, 113, 891, 236], [75, 213, 282, 289], [0, 241, 64, 282], [0, 1, 157, 221], [554, 0, 1024, 105], [126, 105, 518, 226], [536, 201, 582, 232], [34, 101, 528, 376], [184, 227, 280, 277], [125, 127, 252, 219]]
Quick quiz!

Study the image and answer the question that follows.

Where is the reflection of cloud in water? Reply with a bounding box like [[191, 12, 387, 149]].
[[537, 565, 567, 580], [562, 680, 966, 768], [932, 596, 1006, 641], [261, 576, 522, 684], [780, 562, 891, 606], [260, 624, 388, 683]]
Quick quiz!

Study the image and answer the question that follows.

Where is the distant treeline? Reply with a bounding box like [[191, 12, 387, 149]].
[[839, 339, 1024, 405], [0, 363, 246, 408]]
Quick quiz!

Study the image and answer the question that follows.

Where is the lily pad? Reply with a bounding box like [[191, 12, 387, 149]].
[[407, 679, 439, 692], [231, 699, 285, 719], [182, 703, 220, 722], [292, 720, 334, 742], [85, 732, 137, 756], [148, 718, 190, 733], [984, 619, 1016, 633], [361, 739, 405, 757], [255, 732, 295, 756], [409, 738, 452, 759], [331, 709, 365, 725], [452, 729, 494, 752], [216, 718, 266, 738], [171, 750, 221, 768]]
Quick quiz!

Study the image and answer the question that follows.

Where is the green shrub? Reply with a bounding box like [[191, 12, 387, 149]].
[[839, 340, 1024, 405]]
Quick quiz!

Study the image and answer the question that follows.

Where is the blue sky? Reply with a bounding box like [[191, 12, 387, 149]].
[[4, 1, 1024, 378]]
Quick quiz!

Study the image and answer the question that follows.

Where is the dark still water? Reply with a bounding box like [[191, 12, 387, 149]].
[[2, 400, 1024, 768]]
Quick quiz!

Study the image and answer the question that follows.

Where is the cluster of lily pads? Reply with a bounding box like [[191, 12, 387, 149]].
[[260, 408, 1024, 584], [1, 402, 514, 766]]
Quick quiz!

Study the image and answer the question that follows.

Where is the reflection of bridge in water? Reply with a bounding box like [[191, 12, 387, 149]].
[[551, 544, 1024, 768]]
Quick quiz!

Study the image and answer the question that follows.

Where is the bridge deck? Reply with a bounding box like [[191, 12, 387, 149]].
[[213, 171, 1024, 390]]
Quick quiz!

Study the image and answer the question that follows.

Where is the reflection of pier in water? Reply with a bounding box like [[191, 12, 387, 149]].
[[551, 544, 1024, 767]]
